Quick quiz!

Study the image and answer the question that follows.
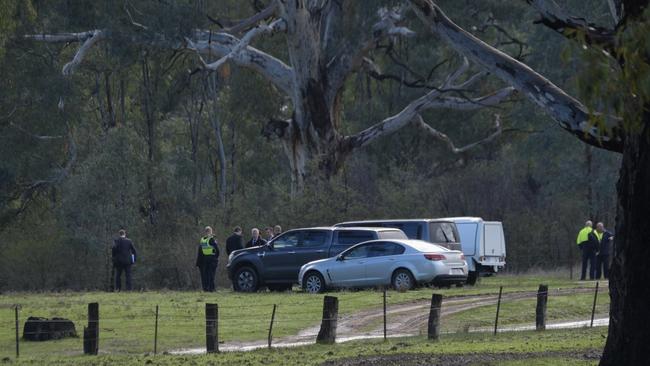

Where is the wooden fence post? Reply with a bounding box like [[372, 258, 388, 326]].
[[14, 305, 19, 358], [494, 286, 503, 335], [536, 284, 548, 331], [205, 303, 219, 353], [383, 289, 387, 341], [316, 296, 338, 344], [591, 281, 599, 327], [268, 304, 277, 349], [83, 302, 99, 355], [427, 294, 443, 340], [154, 305, 159, 355]]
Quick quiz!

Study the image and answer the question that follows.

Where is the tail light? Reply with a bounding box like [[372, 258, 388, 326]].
[[424, 253, 446, 261]]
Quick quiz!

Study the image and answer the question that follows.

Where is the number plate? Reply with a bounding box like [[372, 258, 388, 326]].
[[450, 268, 464, 275]]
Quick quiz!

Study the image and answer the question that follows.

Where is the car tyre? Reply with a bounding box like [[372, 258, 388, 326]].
[[392, 269, 414, 292], [233, 266, 259, 292], [303, 271, 326, 294]]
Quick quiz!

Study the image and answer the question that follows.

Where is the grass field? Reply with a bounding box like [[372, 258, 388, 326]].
[[2, 327, 606, 365], [0, 272, 607, 363]]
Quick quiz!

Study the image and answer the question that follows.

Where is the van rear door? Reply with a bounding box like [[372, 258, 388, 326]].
[[481, 222, 506, 269]]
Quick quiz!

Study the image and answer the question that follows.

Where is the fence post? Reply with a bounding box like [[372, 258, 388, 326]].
[[83, 302, 99, 355], [268, 304, 277, 349], [316, 296, 338, 344], [205, 303, 219, 353], [383, 289, 387, 341], [536, 284, 548, 331], [591, 281, 599, 327], [427, 294, 443, 340], [494, 286, 503, 335], [14, 305, 19, 358], [154, 305, 159, 355]]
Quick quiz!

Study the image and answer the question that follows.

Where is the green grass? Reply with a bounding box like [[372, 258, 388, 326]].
[[0, 272, 605, 358], [3, 327, 606, 365]]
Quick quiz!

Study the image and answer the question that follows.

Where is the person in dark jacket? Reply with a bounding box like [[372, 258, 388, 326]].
[[245, 228, 267, 248], [112, 229, 137, 291], [226, 226, 243, 256], [595, 222, 614, 280], [264, 227, 274, 242], [196, 226, 219, 292]]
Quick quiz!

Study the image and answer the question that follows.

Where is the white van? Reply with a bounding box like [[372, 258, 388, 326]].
[[440, 217, 506, 284]]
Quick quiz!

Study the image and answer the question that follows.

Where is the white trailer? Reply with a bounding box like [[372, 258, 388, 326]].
[[440, 217, 507, 285]]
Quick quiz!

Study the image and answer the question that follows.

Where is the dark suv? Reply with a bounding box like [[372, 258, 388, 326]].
[[227, 227, 407, 292]]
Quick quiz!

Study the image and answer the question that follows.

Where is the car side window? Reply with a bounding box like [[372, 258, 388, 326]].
[[343, 244, 370, 259], [272, 231, 300, 249], [336, 230, 375, 245], [367, 242, 405, 257], [430, 222, 458, 243], [301, 230, 329, 247]]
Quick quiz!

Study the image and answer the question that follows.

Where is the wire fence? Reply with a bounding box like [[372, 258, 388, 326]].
[[1, 282, 609, 358]]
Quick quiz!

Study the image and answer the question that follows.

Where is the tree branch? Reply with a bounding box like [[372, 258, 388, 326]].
[[340, 59, 514, 153], [525, 0, 617, 55], [409, 0, 624, 153], [25, 30, 106, 75], [413, 113, 502, 154], [325, 6, 416, 105], [186, 18, 286, 73]]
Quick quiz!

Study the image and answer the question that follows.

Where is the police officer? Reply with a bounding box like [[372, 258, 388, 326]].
[[576, 220, 595, 281], [196, 226, 219, 292]]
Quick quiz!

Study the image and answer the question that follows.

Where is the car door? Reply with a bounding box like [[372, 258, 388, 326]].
[[326, 244, 370, 287], [261, 230, 302, 281], [364, 242, 406, 284], [292, 230, 331, 278]]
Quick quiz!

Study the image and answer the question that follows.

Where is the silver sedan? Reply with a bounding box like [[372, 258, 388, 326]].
[[298, 239, 467, 293]]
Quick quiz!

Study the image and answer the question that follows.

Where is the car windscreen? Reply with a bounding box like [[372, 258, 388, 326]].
[[429, 222, 459, 243], [378, 230, 408, 240]]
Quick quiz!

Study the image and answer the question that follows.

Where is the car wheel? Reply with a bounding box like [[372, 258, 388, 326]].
[[268, 284, 292, 292], [466, 271, 478, 286], [303, 271, 326, 294], [233, 266, 259, 292], [392, 269, 414, 292]]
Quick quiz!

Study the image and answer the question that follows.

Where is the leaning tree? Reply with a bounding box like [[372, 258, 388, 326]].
[[407, 0, 648, 365], [25, 1, 515, 194]]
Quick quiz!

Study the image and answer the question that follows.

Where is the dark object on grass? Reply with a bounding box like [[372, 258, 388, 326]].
[[22, 317, 77, 341]]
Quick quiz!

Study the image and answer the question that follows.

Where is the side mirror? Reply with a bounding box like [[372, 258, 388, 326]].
[[336, 254, 344, 261]]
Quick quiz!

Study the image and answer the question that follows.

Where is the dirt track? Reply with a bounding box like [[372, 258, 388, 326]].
[[174, 286, 606, 353]]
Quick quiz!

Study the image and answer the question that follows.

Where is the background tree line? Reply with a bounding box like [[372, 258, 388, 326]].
[[0, 0, 619, 291]]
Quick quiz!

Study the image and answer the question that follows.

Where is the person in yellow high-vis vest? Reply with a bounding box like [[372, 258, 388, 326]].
[[196, 226, 220, 292], [576, 220, 595, 280]]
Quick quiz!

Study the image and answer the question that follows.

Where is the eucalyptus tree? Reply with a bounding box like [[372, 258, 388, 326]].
[[407, 0, 648, 364], [25, 1, 514, 194]]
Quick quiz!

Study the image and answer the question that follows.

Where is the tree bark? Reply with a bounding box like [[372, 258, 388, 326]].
[[601, 114, 650, 365]]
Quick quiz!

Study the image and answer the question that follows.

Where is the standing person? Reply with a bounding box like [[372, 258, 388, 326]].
[[196, 226, 219, 292], [264, 227, 274, 242], [273, 225, 282, 238], [576, 220, 595, 281], [112, 229, 137, 291], [245, 228, 267, 248], [595, 222, 614, 280], [226, 226, 244, 256]]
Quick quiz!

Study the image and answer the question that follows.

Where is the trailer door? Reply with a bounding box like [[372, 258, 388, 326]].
[[483, 222, 506, 257]]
